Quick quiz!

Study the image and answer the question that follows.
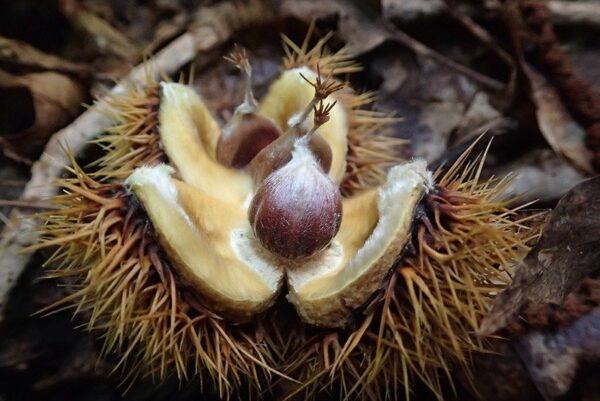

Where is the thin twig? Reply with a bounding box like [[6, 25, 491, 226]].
[[442, 0, 517, 99], [0, 211, 14, 231], [60, 0, 139, 60], [382, 20, 506, 92]]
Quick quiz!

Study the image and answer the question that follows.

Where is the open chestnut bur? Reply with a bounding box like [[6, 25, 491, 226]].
[[30, 28, 543, 400]]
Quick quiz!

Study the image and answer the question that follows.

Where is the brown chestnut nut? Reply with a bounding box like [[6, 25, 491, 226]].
[[249, 126, 332, 184], [248, 140, 342, 259], [216, 47, 282, 168], [249, 68, 343, 184], [217, 114, 282, 168]]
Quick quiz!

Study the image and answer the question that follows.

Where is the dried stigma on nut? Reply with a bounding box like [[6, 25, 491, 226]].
[[258, 67, 349, 183]]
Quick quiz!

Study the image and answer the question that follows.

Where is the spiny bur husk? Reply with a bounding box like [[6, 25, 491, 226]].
[[29, 155, 285, 398], [335, 90, 406, 195], [90, 80, 164, 179], [28, 30, 407, 398], [27, 26, 545, 401], [280, 143, 544, 401]]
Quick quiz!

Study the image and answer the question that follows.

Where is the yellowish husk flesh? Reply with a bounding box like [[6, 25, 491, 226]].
[[127, 164, 283, 321], [287, 161, 427, 327], [259, 68, 349, 183], [159, 83, 253, 206]]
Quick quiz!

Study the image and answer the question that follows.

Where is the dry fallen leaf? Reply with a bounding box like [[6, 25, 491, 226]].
[[461, 341, 541, 401], [524, 61, 594, 174], [60, 0, 139, 61], [0, 71, 86, 163], [480, 175, 600, 335], [466, 297, 599, 401]]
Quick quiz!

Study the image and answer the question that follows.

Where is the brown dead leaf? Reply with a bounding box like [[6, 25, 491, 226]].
[[460, 341, 541, 401], [372, 50, 479, 163], [467, 305, 599, 401], [451, 91, 507, 145], [0, 71, 86, 163], [524, 64, 594, 174], [480, 176, 600, 335]]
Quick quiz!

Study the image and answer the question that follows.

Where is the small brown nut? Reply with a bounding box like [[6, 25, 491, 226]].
[[249, 127, 332, 184], [216, 113, 281, 168], [249, 140, 342, 259]]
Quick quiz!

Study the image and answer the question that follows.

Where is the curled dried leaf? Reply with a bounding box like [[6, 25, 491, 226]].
[[0, 71, 85, 163], [524, 64, 594, 173]]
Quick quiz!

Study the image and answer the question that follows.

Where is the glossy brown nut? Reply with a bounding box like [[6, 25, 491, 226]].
[[249, 128, 332, 184], [249, 145, 342, 259], [216, 114, 282, 168]]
